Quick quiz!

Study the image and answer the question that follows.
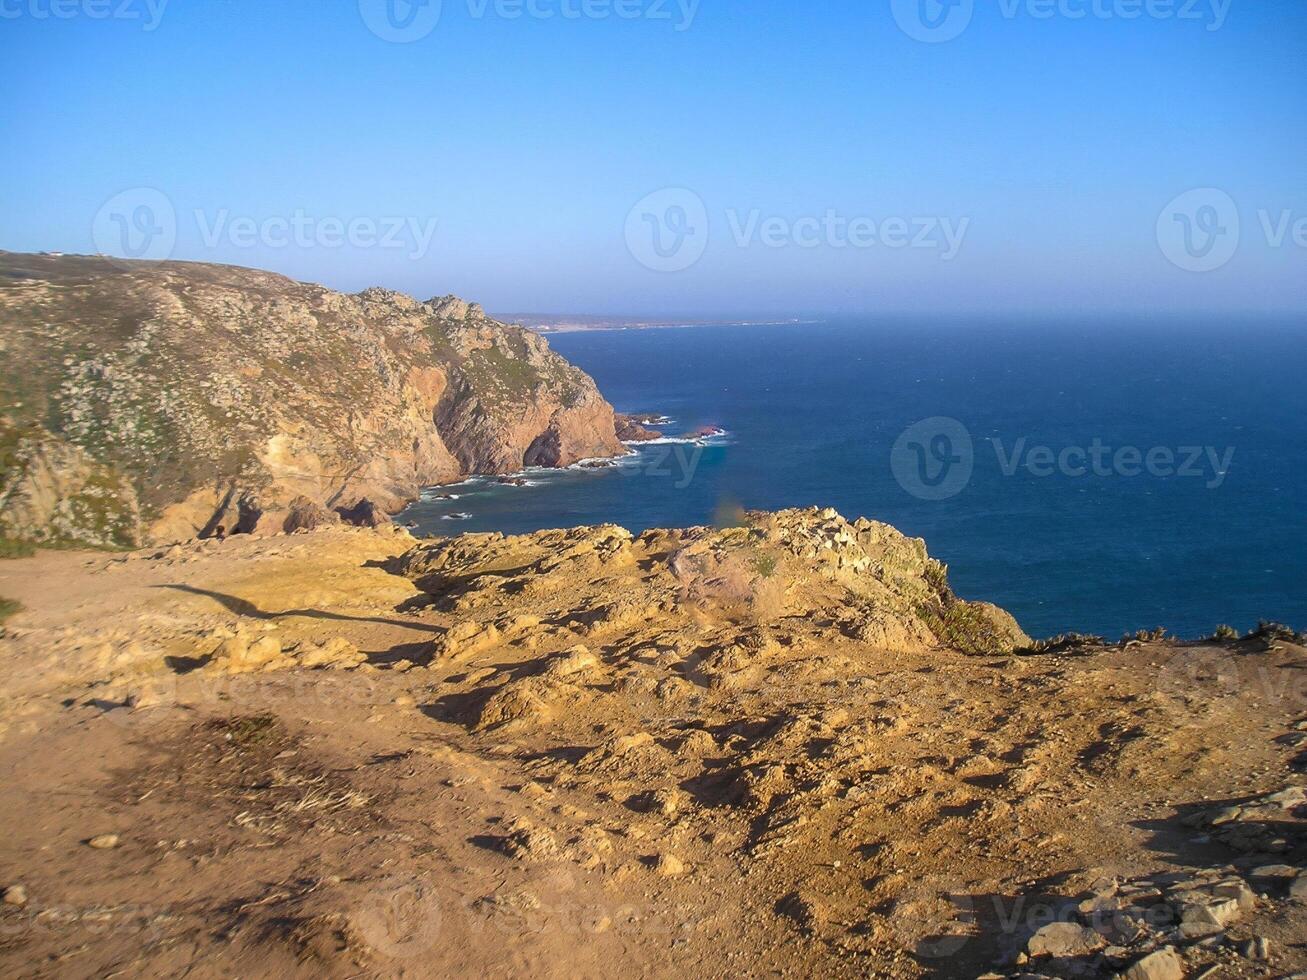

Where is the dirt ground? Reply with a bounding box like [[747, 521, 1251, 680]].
[[1, 515, 1304, 979]]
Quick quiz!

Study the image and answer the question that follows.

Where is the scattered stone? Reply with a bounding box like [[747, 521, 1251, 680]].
[[2, 885, 27, 907], [1122, 947, 1185, 980], [296, 637, 367, 670], [1177, 896, 1241, 930], [1290, 875, 1307, 901], [654, 853, 686, 876], [87, 834, 120, 850], [1026, 921, 1104, 959], [1241, 937, 1271, 961]]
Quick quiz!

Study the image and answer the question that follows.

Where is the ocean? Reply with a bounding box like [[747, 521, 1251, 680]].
[[402, 317, 1307, 640]]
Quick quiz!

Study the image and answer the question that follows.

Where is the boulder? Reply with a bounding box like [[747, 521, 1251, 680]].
[[283, 496, 339, 534], [335, 498, 391, 528]]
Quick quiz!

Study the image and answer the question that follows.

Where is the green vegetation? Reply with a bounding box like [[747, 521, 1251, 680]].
[[0, 597, 21, 625], [753, 554, 778, 579], [461, 345, 544, 403], [1017, 633, 1107, 656], [1212, 624, 1240, 642], [0, 538, 36, 559], [918, 599, 1016, 657], [923, 558, 953, 600]]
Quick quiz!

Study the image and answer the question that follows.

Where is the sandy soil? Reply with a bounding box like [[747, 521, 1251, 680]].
[[0, 516, 1304, 979]]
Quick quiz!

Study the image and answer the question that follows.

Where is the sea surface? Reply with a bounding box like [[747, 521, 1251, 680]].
[[402, 317, 1307, 639]]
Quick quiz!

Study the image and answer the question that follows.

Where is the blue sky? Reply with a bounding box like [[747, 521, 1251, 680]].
[[1, 0, 1304, 315]]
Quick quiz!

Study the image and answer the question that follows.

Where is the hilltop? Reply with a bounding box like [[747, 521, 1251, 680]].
[[0, 252, 625, 549]]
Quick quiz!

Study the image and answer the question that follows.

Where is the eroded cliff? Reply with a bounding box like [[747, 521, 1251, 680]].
[[0, 252, 626, 547]]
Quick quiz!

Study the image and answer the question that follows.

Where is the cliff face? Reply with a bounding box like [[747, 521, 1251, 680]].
[[0, 252, 626, 547]]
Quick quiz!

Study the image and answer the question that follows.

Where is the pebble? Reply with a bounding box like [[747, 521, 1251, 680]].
[[2, 885, 27, 907], [87, 834, 120, 849]]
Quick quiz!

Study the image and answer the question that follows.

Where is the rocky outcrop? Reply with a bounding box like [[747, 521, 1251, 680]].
[[614, 413, 663, 442], [0, 252, 626, 547], [393, 506, 1032, 664]]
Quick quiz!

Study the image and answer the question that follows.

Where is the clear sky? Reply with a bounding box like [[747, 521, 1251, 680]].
[[2, 0, 1304, 316]]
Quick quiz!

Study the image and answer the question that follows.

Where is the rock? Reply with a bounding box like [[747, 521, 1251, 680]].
[[1265, 786, 1307, 807], [1249, 864, 1298, 881], [1208, 805, 1242, 825], [500, 820, 559, 860], [432, 622, 501, 662], [87, 834, 120, 849], [233, 635, 285, 673], [1177, 896, 1241, 930], [296, 637, 366, 670], [1122, 947, 1185, 980], [1240, 937, 1271, 960], [1290, 875, 1307, 901], [475, 679, 557, 731], [614, 414, 663, 442], [541, 646, 599, 680], [1210, 879, 1256, 911], [1026, 921, 1104, 959], [2, 884, 27, 906], [654, 853, 686, 876], [335, 499, 391, 528], [282, 496, 340, 534]]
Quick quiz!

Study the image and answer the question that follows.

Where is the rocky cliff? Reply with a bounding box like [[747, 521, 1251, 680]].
[[0, 252, 626, 547]]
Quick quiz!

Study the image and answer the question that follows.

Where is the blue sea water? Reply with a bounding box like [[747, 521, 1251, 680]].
[[402, 318, 1307, 639]]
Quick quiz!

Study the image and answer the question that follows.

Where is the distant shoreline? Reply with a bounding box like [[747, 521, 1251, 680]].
[[499, 315, 820, 334]]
